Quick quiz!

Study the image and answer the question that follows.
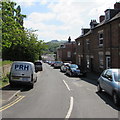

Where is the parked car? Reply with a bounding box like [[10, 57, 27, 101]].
[[9, 61, 37, 88], [34, 61, 43, 72], [48, 61, 52, 65], [97, 69, 120, 106], [51, 61, 55, 67], [60, 63, 70, 72], [53, 61, 63, 68], [66, 64, 86, 77]]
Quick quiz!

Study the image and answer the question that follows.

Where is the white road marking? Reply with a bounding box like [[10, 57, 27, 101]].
[[8, 90, 21, 101], [63, 80, 71, 91], [65, 96, 74, 119]]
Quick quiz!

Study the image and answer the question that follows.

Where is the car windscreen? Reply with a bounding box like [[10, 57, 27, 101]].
[[56, 61, 62, 63], [70, 64, 78, 68], [114, 72, 120, 82]]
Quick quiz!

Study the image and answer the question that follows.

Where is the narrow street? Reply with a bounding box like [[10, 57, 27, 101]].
[[2, 63, 120, 119]]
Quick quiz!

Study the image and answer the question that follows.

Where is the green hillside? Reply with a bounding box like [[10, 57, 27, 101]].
[[44, 40, 67, 54]]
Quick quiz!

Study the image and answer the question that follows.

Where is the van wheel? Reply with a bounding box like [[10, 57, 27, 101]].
[[29, 83, 34, 89], [10, 82, 14, 88], [9, 81, 15, 87]]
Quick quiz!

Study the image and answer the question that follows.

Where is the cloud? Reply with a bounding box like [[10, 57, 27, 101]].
[[23, 0, 116, 41], [13, 0, 37, 7], [88, 0, 115, 21], [27, 12, 56, 22], [40, 0, 48, 5]]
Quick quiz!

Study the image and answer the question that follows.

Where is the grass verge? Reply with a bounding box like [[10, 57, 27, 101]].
[[0, 60, 12, 88], [0, 60, 13, 66], [0, 74, 9, 88], [0, 75, 9, 88]]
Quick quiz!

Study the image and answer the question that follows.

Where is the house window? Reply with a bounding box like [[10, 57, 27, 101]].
[[86, 55, 90, 68], [105, 10, 110, 21], [67, 51, 71, 58], [98, 30, 104, 46], [86, 39, 90, 51], [78, 42, 81, 46], [78, 55, 81, 65], [99, 52, 104, 68], [106, 56, 111, 69]]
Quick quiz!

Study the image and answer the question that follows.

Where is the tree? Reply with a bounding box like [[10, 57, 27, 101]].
[[1, 0, 47, 62], [1, 1, 26, 60]]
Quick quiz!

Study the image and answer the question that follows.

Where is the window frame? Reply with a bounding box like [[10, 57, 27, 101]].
[[98, 30, 104, 47], [99, 52, 104, 68], [67, 51, 71, 58]]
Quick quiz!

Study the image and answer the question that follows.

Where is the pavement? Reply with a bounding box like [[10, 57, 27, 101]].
[[0, 85, 22, 106], [87, 71, 100, 80], [0, 72, 100, 107]]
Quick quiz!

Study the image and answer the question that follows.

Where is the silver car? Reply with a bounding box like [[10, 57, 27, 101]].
[[97, 69, 120, 106], [60, 63, 70, 72], [53, 61, 63, 68]]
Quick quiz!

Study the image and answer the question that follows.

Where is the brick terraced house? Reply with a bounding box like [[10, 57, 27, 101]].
[[57, 37, 76, 63], [75, 2, 120, 73]]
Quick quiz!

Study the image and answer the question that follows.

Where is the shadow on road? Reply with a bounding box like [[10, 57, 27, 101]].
[[1, 84, 21, 91], [80, 76, 98, 86], [1, 84, 32, 92], [76, 72, 120, 111], [64, 72, 99, 86], [64, 73, 80, 78], [96, 91, 120, 111]]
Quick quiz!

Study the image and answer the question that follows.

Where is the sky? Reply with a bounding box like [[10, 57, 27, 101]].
[[13, 0, 118, 42]]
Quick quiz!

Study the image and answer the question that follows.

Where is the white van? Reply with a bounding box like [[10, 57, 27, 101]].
[[9, 61, 37, 88]]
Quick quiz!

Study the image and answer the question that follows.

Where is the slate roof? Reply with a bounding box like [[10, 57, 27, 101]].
[[75, 11, 120, 40]]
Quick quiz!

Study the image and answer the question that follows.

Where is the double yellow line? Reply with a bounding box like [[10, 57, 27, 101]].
[[0, 95, 25, 112]]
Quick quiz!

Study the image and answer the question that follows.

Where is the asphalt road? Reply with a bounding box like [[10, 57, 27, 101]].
[[2, 63, 120, 119]]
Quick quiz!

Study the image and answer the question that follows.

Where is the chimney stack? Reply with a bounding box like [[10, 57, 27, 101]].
[[68, 36, 71, 43], [99, 15, 105, 22], [114, 2, 120, 10], [90, 19, 98, 29]]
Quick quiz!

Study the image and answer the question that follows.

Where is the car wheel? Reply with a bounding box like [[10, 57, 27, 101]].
[[69, 72, 72, 77], [35, 77, 37, 82], [113, 92, 119, 106], [97, 83, 102, 92]]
